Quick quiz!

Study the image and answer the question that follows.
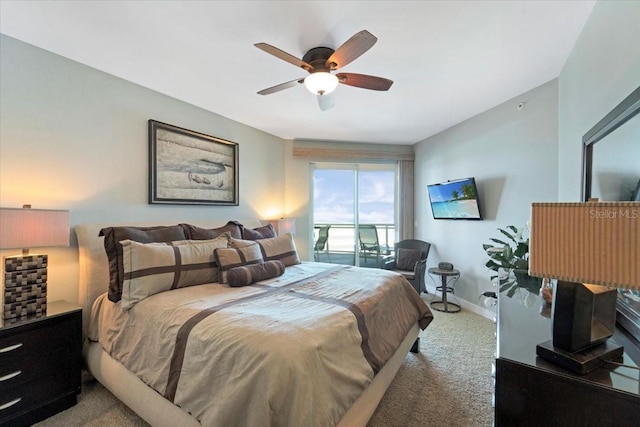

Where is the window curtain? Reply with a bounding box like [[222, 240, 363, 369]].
[[398, 160, 414, 240]]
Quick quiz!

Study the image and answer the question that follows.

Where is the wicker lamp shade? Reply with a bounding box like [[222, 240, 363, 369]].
[[529, 201, 640, 374], [529, 202, 639, 290]]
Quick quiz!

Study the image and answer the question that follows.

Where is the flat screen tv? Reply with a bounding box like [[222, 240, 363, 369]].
[[428, 177, 482, 220]]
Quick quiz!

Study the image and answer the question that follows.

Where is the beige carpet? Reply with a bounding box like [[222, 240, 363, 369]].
[[368, 308, 495, 427], [36, 308, 494, 427]]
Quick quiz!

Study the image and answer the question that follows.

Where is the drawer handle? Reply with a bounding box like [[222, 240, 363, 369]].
[[0, 398, 21, 411], [0, 343, 23, 353], [0, 371, 21, 382]]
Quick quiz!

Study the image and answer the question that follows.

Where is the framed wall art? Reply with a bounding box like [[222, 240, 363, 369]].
[[149, 120, 239, 205]]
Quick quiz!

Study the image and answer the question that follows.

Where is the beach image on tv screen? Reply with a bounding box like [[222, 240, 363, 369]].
[[428, 179, 481, 219]]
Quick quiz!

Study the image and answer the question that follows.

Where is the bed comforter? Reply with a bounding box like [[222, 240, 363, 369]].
[[89, 262, 433, 426]]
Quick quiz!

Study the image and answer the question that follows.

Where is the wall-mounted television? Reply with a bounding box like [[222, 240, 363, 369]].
[[427, 177, 482, 220]]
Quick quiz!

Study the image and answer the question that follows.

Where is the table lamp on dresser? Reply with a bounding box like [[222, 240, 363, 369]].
[[529, 201, 639, 374], [0, 205, 69, 321]]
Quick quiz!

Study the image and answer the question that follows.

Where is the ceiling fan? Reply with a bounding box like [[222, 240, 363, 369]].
[[255, 30, 393, 111]]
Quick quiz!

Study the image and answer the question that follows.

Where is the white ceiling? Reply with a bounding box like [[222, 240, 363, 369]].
[[0, 1, 595, 145]]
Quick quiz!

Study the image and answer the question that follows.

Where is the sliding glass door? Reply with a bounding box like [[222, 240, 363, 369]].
[[312, 163, 397, 267]]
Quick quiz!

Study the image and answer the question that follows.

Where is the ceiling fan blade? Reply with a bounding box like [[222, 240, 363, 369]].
[[255, 43, 313, 72], [317, 93, 335, 111], [257, 78, 304, 95], [336, 73, 393, 91], [326, 30, 377, 70]]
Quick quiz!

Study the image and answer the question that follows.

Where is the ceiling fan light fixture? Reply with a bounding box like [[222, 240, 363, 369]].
[[304, 72, 339, 95]]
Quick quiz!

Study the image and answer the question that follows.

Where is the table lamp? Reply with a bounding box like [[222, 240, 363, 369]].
[[0, 205, 70, 320], [529, 201, 640, 374], [268, 218, 296, 236]]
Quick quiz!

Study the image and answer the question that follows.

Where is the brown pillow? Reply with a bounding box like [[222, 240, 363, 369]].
[[99, 225, 186, 302], [179, 221, 243, 240], [396, 248, 423, 271], [226, 260, 285, 287], [242, 223, 276, 240]]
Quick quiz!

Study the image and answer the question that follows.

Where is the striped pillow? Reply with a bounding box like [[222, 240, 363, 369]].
[[255, 233, 300, 267], [214, 243, 264, 284], [99, 225, 187, 303], [227, 260, 286, 287], [120, 234, 229, 310]]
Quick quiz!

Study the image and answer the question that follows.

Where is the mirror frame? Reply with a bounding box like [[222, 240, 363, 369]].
[[581, 85, 640, 346], [582, 85, 640, 201]]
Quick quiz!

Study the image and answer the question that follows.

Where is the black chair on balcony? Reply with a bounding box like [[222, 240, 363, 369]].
[[383, 239, 431, 294], [358, 225, 389, 267], [314, 225, 331, 262]]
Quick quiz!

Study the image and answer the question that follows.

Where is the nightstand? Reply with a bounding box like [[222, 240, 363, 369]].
[[0, 300, 82, 426]]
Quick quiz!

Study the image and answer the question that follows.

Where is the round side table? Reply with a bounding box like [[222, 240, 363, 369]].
[[428, 267, 461, 313]]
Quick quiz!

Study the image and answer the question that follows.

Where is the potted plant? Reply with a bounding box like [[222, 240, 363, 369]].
[[482, 224, 542, 297]]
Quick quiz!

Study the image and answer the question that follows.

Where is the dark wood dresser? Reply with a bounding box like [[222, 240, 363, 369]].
[[495, 290, 640, 426], [0, 300, 82, 426]]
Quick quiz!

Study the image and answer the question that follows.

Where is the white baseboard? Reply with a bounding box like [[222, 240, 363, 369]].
[[423, 284, 496, 321]]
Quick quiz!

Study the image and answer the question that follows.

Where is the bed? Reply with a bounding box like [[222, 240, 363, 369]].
[[77, 219, 433, 427]]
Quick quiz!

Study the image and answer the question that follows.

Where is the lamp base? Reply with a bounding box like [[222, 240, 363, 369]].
[[3, 254, 48, 320], [536, 340, 623, 375]]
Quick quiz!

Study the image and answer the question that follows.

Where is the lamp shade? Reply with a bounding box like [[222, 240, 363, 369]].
[[304, 72, 339, 95], [269, 218, 296, 236], [529, 202, 639, 289], [0, 207, 70, 250]]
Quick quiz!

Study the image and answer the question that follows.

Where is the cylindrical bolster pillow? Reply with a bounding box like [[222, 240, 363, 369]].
[[226, 260, 286, 287]]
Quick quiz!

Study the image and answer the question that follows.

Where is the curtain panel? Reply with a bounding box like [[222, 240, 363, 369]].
[[398, 160, 414, 240]]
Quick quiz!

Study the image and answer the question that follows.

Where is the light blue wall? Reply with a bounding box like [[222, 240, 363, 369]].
[[414, 80, 558, 315], [413, 0, 640, 314], [0, 35, 286, 304], [558, 0, 640, 200]]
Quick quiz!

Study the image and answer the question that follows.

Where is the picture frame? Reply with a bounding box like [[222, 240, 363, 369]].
[[149, 120, 239, 205]]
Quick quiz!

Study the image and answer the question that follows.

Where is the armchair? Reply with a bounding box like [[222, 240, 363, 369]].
[[383, 239, 431, 294]]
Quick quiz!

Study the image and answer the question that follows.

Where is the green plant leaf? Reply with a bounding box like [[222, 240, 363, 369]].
[[514, 259, 529, 269], [498, 228, 518, 244], [485, 260, 501, 271], [506, 282, 518, 297], [506, 225, 519, 234], [514, 242, 528, 258], [489, 238, 509, 246], [483, 224, 530, 285], [482, 243, 498, 251]]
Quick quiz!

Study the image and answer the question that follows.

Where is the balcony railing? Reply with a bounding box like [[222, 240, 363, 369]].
[[313, 223, 396, 268]]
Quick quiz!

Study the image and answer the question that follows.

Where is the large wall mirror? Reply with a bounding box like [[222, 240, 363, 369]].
[[582, 86, 640, 201], [582, 85, 640, 344]]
